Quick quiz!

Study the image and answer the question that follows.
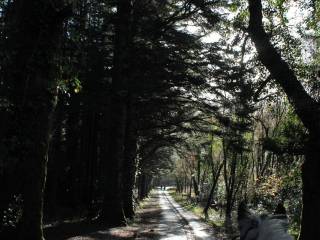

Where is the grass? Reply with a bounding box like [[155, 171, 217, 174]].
[[288, 227, 300, 239], [169, 189, 300, 240]]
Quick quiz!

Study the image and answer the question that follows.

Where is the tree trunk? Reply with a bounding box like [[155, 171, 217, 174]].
[[18, 107, 53, 240], [100, 96, 127, 225], [45, 96, 65, 220], [184, 175, 187, 193], [192, 175, 200, 196], [80, 107, 98, 215], [189, 178, 192, 197], [203, 162, 223, 219], [138, 172, 147, 200], [66, 94, 81, 208], [100, 0, 133, 226], [225, 194, 233, 219], [299, 135, 320, 240], [197, 154, 201, 189], [122, 97, 138, 219]]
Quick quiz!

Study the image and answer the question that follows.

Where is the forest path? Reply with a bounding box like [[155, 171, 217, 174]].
[[156, 189, 216, 240], [44, 189, 216, 240]]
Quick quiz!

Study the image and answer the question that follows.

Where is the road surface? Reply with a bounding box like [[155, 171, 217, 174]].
[[45, 189, 217, 239], [155, 189, 215, 240]]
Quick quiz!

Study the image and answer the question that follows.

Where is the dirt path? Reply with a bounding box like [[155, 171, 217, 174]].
[[44, 190, 217, 240]]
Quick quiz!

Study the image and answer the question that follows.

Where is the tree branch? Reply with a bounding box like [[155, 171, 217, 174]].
[[247, 0, 320, 132]]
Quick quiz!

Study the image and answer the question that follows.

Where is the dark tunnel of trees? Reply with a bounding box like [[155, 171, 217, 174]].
[[0, 0, 319, 240]]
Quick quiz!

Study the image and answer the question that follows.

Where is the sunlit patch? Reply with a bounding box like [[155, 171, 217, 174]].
[[66, 237, 96, 240], [106, 227, 138, 238]]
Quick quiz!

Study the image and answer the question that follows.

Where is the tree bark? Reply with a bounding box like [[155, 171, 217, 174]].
[[299, 134, 320, 240], [192, 175, 200, 196], [122, 96, 138, 219], [45, 96, 65, 220], [203, 162, 223, 219], [66, 94, 81, 209], [80, 107, 98, 215], [100, 95, 127, 225], [138, 172, 147, 200]]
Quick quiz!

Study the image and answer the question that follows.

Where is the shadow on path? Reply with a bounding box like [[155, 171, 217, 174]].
[[44, 193, 163, 240]]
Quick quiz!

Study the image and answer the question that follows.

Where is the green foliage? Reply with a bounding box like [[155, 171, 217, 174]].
[[281, 166, 302, 226], [262, 108, 307, 155], [253, 165, 302, 230], [57, 76, 82, 94]]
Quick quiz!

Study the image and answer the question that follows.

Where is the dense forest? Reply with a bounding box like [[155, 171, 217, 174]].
[[0, 0, 319, 240]]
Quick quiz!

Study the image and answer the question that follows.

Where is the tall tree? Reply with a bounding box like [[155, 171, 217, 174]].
[[247, 0, 320, 239], [3, 0, 72, 239], [100, 0, 133, 225]]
